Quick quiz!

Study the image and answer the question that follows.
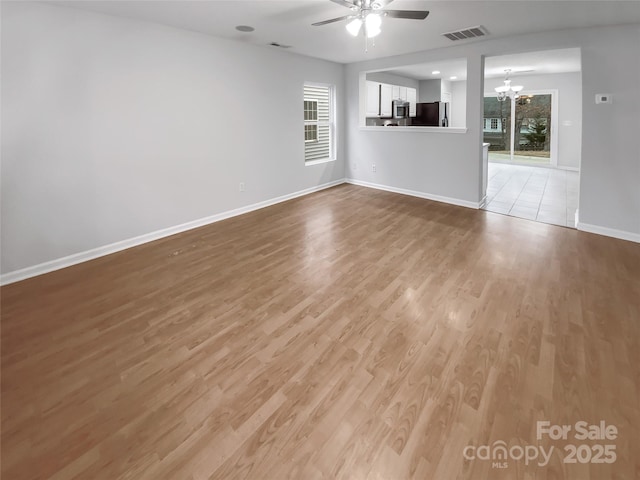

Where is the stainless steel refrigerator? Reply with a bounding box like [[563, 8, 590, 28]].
[[412, 102, 449, 126]]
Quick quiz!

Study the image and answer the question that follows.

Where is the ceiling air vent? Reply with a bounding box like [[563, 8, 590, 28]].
[[442, 25, 488, 41]]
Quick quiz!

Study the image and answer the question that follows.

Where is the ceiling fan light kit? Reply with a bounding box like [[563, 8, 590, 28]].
[[346, 17, 362, 36], [346, 13, 381, 38], [365, 13, 382, 37], [314, 0, 429, 49]]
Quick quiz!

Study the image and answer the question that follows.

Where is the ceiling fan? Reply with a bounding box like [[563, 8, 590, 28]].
[[313, 0, 429, 39]]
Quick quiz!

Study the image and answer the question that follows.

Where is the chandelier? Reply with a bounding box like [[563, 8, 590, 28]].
[[495, 69, 524, 102]]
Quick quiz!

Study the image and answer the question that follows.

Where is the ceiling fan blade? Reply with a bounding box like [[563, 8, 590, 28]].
[[329, 0, 358, 9], [312, 15, 352, 26], [384, 10, 430, 20]]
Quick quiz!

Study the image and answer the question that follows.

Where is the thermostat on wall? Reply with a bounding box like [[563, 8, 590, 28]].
[[595, 94, 613, 104]]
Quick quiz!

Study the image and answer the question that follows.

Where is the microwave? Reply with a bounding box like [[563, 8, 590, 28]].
[[393, 100, 410, 119]]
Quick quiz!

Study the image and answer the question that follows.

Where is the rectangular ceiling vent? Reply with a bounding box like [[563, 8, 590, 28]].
[[442, 25, 488, 41]]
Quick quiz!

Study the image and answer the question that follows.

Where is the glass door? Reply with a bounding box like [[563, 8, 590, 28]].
[[513, 94, 551, 164], [483, 96, 511, 162], [484, 93, 553, 166]]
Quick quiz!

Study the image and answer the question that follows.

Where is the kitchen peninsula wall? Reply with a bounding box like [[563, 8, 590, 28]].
[[365, 117, 410, 126]]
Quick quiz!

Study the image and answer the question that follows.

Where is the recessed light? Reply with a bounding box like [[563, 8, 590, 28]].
[[432, 70, 441, 75], [450, 76, 457, 80], [235, 25, 255, 33]]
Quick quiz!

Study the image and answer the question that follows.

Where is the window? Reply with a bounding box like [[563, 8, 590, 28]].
[[304, 100, 318, 142], [491, 118, 499, 130], [304, 124, 318, 142], [304, 84, 334, 163]]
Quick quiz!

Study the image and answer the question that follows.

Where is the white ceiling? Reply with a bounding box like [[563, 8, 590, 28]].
[[377, 47, 582, 82], [485, 48, 582, 78], [54, 1, 640, 64], [378, 58, 469, 81]]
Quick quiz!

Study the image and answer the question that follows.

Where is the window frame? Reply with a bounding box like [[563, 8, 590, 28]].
[[303, 82, 336, 164]]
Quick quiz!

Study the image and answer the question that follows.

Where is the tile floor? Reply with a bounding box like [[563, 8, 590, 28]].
[[484, 162, 579, 228], [489, 152, 552, 166]]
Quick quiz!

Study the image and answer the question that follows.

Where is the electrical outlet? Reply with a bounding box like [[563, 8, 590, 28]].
[[239, 182, 245, 192], [372, 164, 376, 173]]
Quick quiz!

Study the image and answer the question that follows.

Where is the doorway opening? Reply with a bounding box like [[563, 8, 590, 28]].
[[481, 48, 582, 229]]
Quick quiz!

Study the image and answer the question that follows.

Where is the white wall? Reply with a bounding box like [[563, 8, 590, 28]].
[[579, 26, 639, 236], [418, 79, 441, 102], [440, 79, 452, 102], [484, 72, 582, 169], [346, 24, 640, 238], [2, 4, 638, 280], [1, 2, 345, 275], [450, 81, 467, 128], [418, 79, 454, 103]]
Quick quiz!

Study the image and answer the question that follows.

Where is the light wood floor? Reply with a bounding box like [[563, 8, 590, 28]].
[[2, 184, 640, 480]]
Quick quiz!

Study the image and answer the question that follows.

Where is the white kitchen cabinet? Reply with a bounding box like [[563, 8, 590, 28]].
[[366, 81, 381, 116], [392, 86, 408, 101], [367, 81, 414, 117], [407, 87, 417, 117], [380, 83, 393, 117]]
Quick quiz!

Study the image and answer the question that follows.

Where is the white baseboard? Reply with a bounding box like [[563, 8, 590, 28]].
[[346, 178, 480, 210], [5, 178, 636, 285], [577, 222, 640, 243], [0, 179, 346, 286]]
